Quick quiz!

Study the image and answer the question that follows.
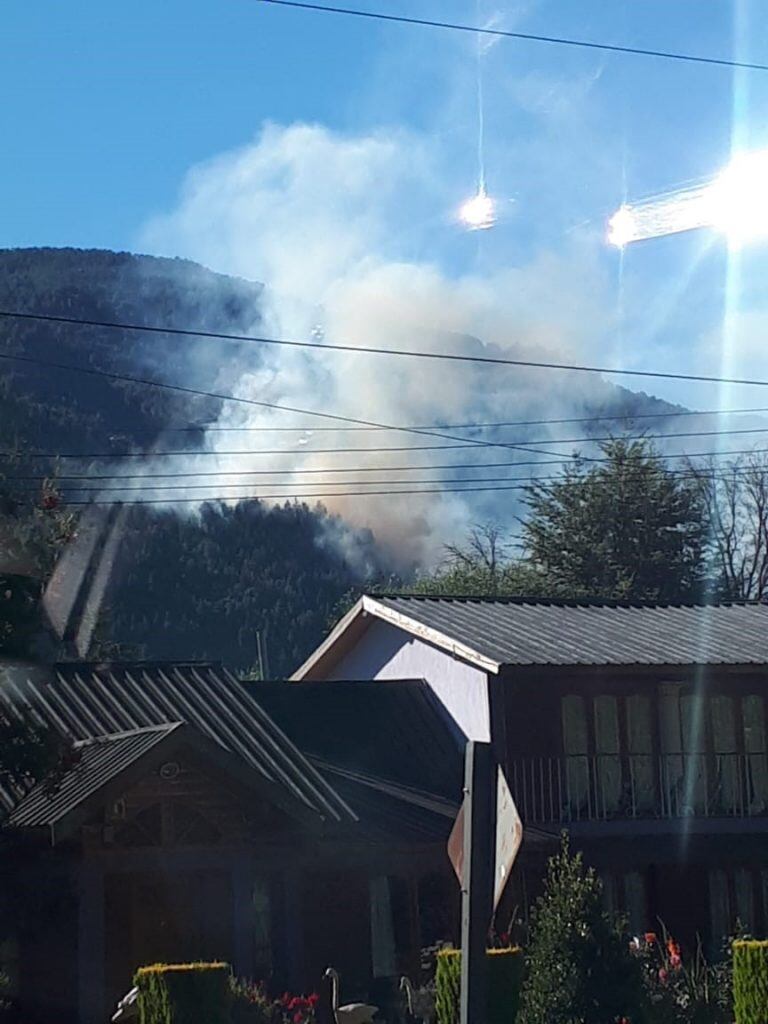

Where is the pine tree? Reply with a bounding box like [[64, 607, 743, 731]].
[[518, 835, 647, 1024], [523, 438, 707, 602]]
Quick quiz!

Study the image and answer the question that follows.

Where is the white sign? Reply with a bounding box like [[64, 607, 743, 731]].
[[494, 766, 523, 909]]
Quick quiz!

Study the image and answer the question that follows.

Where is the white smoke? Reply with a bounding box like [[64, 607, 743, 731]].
[[139, 121, 615, 568]]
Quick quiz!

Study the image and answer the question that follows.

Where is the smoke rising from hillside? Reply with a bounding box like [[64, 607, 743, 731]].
[[140, 122, 616, 568]]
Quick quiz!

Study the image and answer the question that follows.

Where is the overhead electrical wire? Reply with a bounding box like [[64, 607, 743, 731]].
[[0, 348, 574, 462], [10, 423, 768, 461], [258, 0, 768, 73], [136, 404, 768, 433], [7, 445, 768, 480], [7, 308, 768, 388], [38, 466, 768, 507], [25, 465, 768, 495]]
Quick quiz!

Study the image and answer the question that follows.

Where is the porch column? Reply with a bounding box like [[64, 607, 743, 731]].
[[369, 876, 396, 978], [232, 857, 255, 979], [283, 868, 305, 991], [77, 864, 105, 1024]]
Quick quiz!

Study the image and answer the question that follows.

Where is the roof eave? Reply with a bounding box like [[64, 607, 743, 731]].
[[292, 595, 501, 680]]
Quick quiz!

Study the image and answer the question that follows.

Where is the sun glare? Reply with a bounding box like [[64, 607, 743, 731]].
[[607, 148, 768, 249], [459, 185, 497, 231]]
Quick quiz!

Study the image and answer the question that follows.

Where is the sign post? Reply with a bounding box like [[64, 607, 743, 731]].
[[447, 747, 524, 1024], [458, 741, 495, 1024]]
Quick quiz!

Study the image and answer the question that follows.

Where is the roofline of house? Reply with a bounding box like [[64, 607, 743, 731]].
[[291, 595, 501, 680], [13, 721, 330, 843]]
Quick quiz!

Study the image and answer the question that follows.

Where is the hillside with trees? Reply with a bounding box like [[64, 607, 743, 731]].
[[0, 247, 380, 675]]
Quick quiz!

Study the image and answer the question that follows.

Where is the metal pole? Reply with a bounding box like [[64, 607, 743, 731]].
[[460, 741, 495, 1024]]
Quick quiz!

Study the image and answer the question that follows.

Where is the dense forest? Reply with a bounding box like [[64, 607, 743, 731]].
[[0, 247, 690, 676]]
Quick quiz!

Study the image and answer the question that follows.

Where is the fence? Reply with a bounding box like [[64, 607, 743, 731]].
[[511, 752, 768, 823]]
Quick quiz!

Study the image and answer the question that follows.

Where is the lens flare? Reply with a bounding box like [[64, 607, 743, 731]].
[[707, 148, 768, 248], [607, 148, 768, 249], [606, 205, 638, 248], [459, 185, 497, 230]]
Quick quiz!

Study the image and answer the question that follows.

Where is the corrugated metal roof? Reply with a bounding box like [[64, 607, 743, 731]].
[[7, 724, 182, 828], [249, 679, 464, 802], [369, 596, 768, 668], [0, 663, 353, 822]]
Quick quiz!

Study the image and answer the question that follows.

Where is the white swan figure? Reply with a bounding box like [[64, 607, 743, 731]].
[[324, 967, 379, 1024]]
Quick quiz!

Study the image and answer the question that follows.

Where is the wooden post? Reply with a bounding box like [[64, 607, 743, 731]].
[[460, 741, 495, 1024], [232, 856, 255, 978]]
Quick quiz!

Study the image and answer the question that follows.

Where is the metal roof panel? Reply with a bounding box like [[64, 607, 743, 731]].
[[369, 597, 768, 667]]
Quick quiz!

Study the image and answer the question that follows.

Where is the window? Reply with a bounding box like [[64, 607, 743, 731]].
[[561, 692, 655, 818], [708, 868, 765, 941], [561, 695, 590, 818], [598, 871, 647, 934]]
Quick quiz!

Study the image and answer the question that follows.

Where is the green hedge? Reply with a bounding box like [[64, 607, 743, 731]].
[[135, 962, 231, 1024], [435, 948, 524, 1024], [733, 940, 768, 1024]]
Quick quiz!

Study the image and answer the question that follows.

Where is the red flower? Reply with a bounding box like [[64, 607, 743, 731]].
[[644, 932, 657, 945], [308, 994, 319, 1006], [294, 1013, 304, 1023], [658, 967, 668, 984]]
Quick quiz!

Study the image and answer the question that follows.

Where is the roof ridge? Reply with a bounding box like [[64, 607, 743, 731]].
[[73, 722, 185, 747], [372, 593, 765, 609]]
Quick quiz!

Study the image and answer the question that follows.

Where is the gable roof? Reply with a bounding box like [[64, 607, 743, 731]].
[[0, 662, 355, 823], [6, 723, 182, 831], [293, 595, 768, 675], [6, 720, 326, 839], [249, 679, 465, 803]]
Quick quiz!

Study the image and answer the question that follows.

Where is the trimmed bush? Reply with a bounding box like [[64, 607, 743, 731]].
[[435, 948, 524, 1024], [135, 962, 231, 1024], [733, 940, 768, 1024]]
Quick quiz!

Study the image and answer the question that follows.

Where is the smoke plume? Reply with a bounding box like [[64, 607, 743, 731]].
[[139, 121, 616, 568]]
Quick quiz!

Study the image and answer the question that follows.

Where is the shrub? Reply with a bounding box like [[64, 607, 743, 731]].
[[517, 835, 647, 1024], [229, 980, 319, 1024], [135, 962, 231, 1024], [733, 940, 768, 1024], [435, 947, 523, 1024], [632, 928, 732, 1024]]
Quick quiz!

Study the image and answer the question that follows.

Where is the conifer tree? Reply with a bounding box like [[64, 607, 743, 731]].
[[518, 835, 647, 1024]]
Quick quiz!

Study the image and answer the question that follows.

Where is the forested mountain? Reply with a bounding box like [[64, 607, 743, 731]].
[[0, 247, 377, 675], [0, 247, 687, 675]]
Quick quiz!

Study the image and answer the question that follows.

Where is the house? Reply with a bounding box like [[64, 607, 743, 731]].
[[293, 595, 768, 947], [0, 662, 464, 1024]]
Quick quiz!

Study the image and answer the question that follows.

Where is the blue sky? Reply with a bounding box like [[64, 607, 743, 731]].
[[4, 0, 768, 415]]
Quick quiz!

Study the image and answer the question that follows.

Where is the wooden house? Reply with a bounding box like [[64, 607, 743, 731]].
[[293, 595, 768, 948], [0, 663, 465, 1024]]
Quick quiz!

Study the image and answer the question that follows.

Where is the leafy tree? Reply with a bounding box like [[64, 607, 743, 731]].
[[518, 835, 647, 1024], [523, 439, 707, 602], [411, 523, 555, 598], [688, 452, 768, 600]]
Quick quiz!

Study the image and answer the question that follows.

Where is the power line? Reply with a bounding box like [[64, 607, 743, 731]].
[[139, 405, 768, 433], [8, 423, 768, 460], [11, 483, 628, 506], [0, 443, 513, 459], [26, 465, 768, 495], [7, 307, 768, 388], [8, 445, 768, 487], [0, 347, 573, 462], [259, 0, 768, 73]]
